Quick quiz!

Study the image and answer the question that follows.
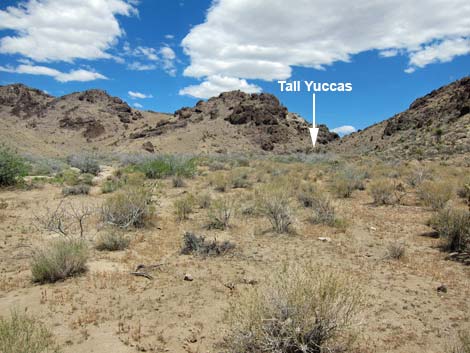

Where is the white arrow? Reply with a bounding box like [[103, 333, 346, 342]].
[[309, 93, 319, 147]]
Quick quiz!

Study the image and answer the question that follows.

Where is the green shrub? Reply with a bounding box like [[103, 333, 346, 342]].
[[206, 198, 234, 230], [31, 239, 88, 284], [102, 179, 120, 193], [55, 169, 80, 186], [95, 231, 130, 251], [226, 262, 362, 353], [429, 208, 470, 252], [210, 172, 229, 192], [181, 232, 235, 256], [135, 155, 196, 179], [418, 180, 453, 210], [0, 311, 60, 353], [67, 154, 100, 175], [78, 173, 95, 185], [0, 145, 28, 186], [257, 186, 294, 233], [62, 184, 90, 196], [230, 169, 251, 188], [101, 184, 153, 229], [174, 194, 194, 221]]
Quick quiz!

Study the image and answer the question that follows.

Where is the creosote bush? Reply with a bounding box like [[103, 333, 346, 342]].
[[181, 232, 235, 256], [67, 154, 100, 175], [429, 208, 470, 252], [174, 194, 194, 221], [101, 184, 154, 229], [0, 145, 28, 187], [31, 239, 88, 284], [0, 311, 61, 353], [95, 231, 130, 251], [368, 178, 402, 205], [257, 185, 294, 233], [331, 166, 366, 198], [418, 180, 453, 210], [62, 184, 90, 196], [206, 198, 235, 230], [135, 155, 197, 179], [226, 262, 363, 353]]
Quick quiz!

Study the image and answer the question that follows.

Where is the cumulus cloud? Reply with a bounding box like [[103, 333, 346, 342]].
[[123, 43, 177, 75], [0, 64, 107, 82], [133, 102, 143, 108], [128, 91, 153, 99], [127, 62, 157, 71], [159, 46, 177, 76], [0, 0, 137, 62], [179, 75, 261, 99], [331, 125, 357, 136], [181, 0, 470, 93]]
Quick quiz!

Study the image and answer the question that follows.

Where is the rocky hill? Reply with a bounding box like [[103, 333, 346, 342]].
[[330, 77, 470, 159], [0, 84, 337, 156]]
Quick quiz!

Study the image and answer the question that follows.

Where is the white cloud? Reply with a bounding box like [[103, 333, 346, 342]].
[[0, 64, 107, 82], [165, 34, 175, 40], [127, 62, 157, 71], [159, 46, 177, 76], [133, 102, 143, 108], [407, 38, 470, 71], [179, 75, 261, 99], [128, 90, 153, 99], [181, 0, 470, 86], [0, 0, 137, 62], [331, 125, 356, 136]]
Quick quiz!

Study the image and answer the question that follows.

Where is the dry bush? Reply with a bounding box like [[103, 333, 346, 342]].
[[368, 178, 403, 205], [206, 198, 235, 230], [297, 182, 319, 208], [173, 194, 194, 221], [181, 232, 235, 256], [429, 208, 470, 252], [257, 185, 294, 233], [385, 241, 406, 260], [95, 231, 130, 251], [62, 184, 90, 196], [34, 201, 93, 238], [31, 239, 88, 283], [230, 168, 252, 189], [101, 184, 154, 229], [449, 332, 470, 353], [418, 180, 453, 210], [210, 172, 230, 192], [331, 166, 366, 198], [226, 262, 363, 353], [309, 195, 342, 227], [406, 164, 433, 187], [172, 175, 185, 187], [67, 154, 100, 175], [197, 192, 212, 209], [0, 311, 60, 353]]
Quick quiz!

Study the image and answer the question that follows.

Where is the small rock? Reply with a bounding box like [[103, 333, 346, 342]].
[[318, 237, 331, 242], [370, 227, 377, 231], [437, 284, 447, 293], [142, 141, 155, 153], [184, 274, 193, 282]]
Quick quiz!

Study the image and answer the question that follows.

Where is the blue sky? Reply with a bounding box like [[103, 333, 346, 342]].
[[0, 0, 469, 134]]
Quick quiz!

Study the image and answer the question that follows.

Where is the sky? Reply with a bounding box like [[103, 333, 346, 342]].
[[0, 0, 469, 135]]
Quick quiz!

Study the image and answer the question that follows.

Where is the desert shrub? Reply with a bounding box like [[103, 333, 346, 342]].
[[0, 311, 60, 353], [297, 183, 319, 207], [450, 332, 470, 353], [207, 160, 227, 171], [174, 194, 194, 221], [331, 166, 366, 198], [226, 262, 362, 353], [386, 241, 406, 260], [457, 180, 470, 201], [67, 154, 100, 175], [101, 184, 153, 229], [406, 164, 433, 187], [55, 168, 80, 186], [181, 232, 235, 256], [135, 155, 197, 179], [95, 231, 130, 251], [24, 155, 66, 176], [257, 186, 294, 233], [309, 194, 341, 227], [78, 173, 94, 185], [429, 208, 470, 252], [62, 184, 90, 196], [418, 180, 453, 210], [210, 172, 229, 192], [197, 193, 212, 209], [230, 169, 251, 189], [31, 239, 88, 284], [102, 178, 120, 193], [0, 145, 28, 187], [206, 198, 235, 230], [172, 175, 185, 187], [368, 178, 402, 205]]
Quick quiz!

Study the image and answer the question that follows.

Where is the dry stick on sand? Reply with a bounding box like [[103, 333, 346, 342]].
[[129, 263, 164, 280]]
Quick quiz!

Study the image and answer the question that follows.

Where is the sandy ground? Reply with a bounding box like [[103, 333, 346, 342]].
[[0, 161, 469, 353]]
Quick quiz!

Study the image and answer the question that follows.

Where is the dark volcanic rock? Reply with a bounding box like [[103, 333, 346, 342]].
[[0, 83, 51, 119]]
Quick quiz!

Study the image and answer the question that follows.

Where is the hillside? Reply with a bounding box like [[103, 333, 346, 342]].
[[330, 77, 470, 159], [0, 84, 337, 156]]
